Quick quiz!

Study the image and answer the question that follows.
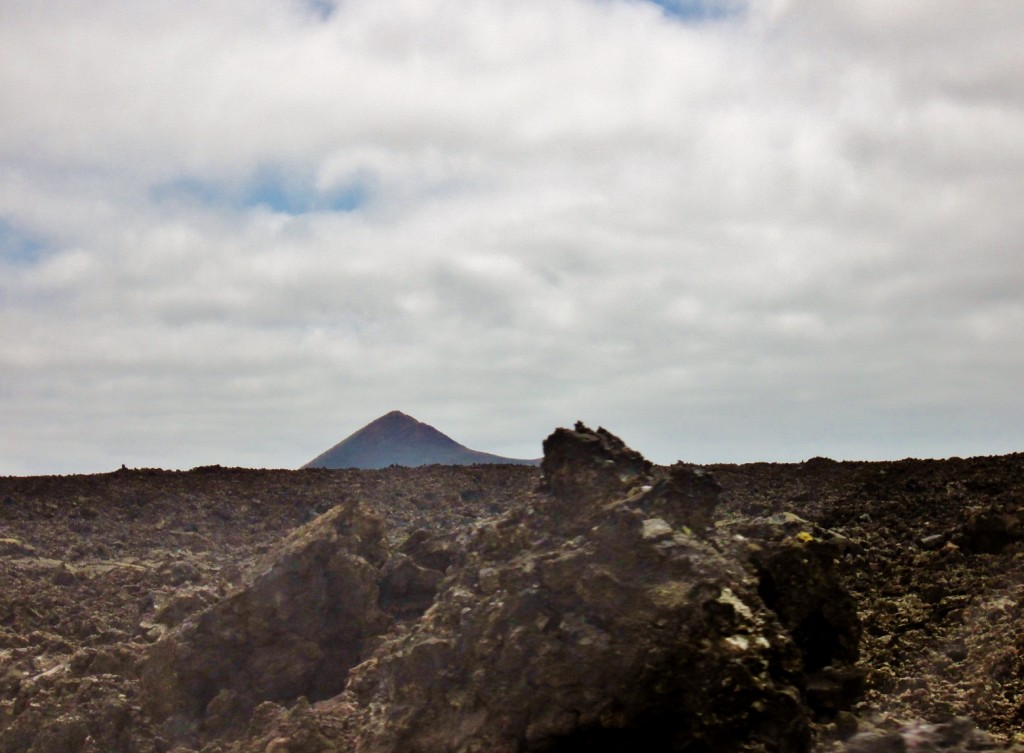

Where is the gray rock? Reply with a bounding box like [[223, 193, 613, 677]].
[[918, 533, 948, 551], [640, 517, 674, 541], [140, 500, 392, 739], [845, 731, 906, 753]]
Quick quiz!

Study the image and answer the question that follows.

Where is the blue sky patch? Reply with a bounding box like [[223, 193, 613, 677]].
[[302, 0, 336, 21], [0, 219, 46, 265], [243, 169, 367, 214], [638, 0, 740, 21], [151, 170, 368, 216]]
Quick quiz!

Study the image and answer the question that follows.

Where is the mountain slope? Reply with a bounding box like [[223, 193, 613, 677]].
[[302, 410, 541, 469]]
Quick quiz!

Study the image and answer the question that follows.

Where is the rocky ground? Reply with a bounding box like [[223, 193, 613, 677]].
[[1, 429, 1023, 752]]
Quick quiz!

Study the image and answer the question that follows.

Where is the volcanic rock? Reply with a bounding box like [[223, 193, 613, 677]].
[[349, 423, 854, 753], [0, 538, 35, 557], [7, 436, 1024, 753], [837, 717, 1024, 753], [726, 515, 861, 670], [540, 421, 653, 506], [140, 500, 392, 744], [959, 505, 1024, 553], [378, 554, 445, 621], [631, 463, 723, 534]]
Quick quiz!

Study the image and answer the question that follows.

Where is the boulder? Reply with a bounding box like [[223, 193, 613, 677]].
[[140, 500, 392, 742], [718, 514, 864, 716], [399, 528, 465, 574], [378, 554, 445, 620], [723, 515, 861, 671], [540, 422, 652, 507], [630, 463, 723, 534], [349, 425, 828, 753], [959, 505, 1024, 553]]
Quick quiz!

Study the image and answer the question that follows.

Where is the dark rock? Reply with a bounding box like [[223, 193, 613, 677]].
[[140, 500, 392, 735], [350, 426, 815, 753], [541, 422, 652, 508], [713, 514, 862, 717], [50, 562, 78, 586], [352, 532, 810, 752], [378, 554, 444, 620], [156, 560, 201, 587], [805, 665, 866, 718], [633, 463, 722, 533], [748, 534, 861, 672], [89, 644, 139, 675], [202, 688, 251, 739], [844, 731, 907, 753], [836, 718, 1017, 753], [399, 529, 464, 574], [960, 506, 1024, 553], [942, 639, 969, 663], [25, 715, 91, 753], [733, 512, 821, 542], [19, 428, 1024, 753], [904, 478, 925, 493], [0, 667, 24, 699], [152, 587, 218, 628]]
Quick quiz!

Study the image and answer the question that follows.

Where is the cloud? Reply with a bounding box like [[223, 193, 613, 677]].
[[1, 0, 1023, 473]]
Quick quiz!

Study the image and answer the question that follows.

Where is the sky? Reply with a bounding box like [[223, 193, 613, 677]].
[[1, 0, 1023, 475]]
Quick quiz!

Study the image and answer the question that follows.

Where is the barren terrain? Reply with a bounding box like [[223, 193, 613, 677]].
[[2, 429, 1024, 752]]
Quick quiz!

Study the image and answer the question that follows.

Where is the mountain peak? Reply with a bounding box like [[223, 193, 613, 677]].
[[373, 410, 423, 427], [302, 412, 540, 470]]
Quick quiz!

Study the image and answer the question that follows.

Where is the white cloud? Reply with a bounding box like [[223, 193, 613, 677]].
[[1, 0, 1023, 473]]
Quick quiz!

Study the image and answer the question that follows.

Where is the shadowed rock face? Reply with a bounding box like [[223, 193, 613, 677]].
[[304, 411, 541, 470], [540, 421, 653, 506], [140, 501, 395, 743]]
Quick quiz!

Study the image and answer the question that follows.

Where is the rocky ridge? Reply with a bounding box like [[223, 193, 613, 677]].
[[1, 429, 1024, 752]]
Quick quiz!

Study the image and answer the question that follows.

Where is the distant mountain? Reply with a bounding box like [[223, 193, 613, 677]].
[[302, 411, 541, 470]]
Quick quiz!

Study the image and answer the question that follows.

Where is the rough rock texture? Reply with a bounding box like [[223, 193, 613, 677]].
[[349, 424, 858, 753], [540, 422, 652, 506], [720, 514, 864, 717], [6, 442, 1024, 752], [958, 504, 1024, 554], [140, 501, 392, 745], [0, 465, 537, 753], [635, 463, 723, 533], [831, 717, 1016, 753], [378, 555, 445, 620]]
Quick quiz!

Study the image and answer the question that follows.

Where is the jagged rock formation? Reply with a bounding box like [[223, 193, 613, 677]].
[[133, 422, 864, 753], [304, 411, 541, 470], [349, 423, 860, 753], [540, 421, 652, 504], [0, 464, 538, 753], [140, 501, 396, 746]]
